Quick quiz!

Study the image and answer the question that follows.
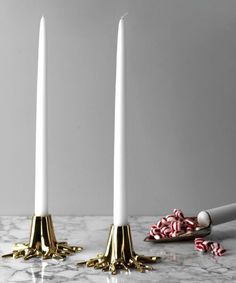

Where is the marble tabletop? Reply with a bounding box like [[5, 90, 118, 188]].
[[0, 216, 235, 283]]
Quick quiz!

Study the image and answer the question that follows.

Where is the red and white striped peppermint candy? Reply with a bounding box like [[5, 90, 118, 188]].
[[160, 226, 172, 237], [166, 214, 177, 223], [156, 220, 165, 229], [211, 242, 221, 251], [195, 243, 207, 252], [149, 224, 155, 236], [195, 238, 212, 251], [194, 238, 226, 256], [150, 225, 160, 236], [160, 217, 169, 226], [194, 238, 204, 245], [210, 242, 220, 250], [170, 221, 182, 233], [212, 247, 226, 256], [195, 238, 207, 251], [210, 242, 226, 256], [202, 240, 214, 251], [173, 208, 185, 220]]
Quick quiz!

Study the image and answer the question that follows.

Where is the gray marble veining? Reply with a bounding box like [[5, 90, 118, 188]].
[[0, 216, 235, 282]]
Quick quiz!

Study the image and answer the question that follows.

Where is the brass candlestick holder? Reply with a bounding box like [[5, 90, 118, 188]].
[[77, 224, 160, 274], [2, 215, 82, 260]]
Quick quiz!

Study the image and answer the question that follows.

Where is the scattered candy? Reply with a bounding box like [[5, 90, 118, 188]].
[[173, 208, 184, 220], [194, 237, 226, 256], [148, 209, 226, 256]]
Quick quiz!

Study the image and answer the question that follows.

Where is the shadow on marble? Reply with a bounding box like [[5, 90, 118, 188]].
[[210, 228, 236, 241]]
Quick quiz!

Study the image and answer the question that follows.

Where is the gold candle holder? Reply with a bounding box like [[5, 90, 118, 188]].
[[77, 224, 160, 274], [2, 215, 82, 260]]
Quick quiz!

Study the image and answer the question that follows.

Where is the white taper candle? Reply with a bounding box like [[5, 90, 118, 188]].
[[113, 15, 128, 226], [35, 16, 48, 216]]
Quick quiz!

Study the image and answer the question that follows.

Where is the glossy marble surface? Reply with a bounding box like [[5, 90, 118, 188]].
[[0, 216, 235, 282]]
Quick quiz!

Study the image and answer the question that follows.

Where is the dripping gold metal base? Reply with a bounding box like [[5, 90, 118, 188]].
[[2, 215, 82, 260], [77, 224, 160, 275]]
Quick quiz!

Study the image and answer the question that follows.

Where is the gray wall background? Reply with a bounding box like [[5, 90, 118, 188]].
[[0, 0, 236, 216]]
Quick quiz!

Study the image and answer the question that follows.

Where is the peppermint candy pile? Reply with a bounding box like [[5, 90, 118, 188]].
[[149, 208, 200, 240], [195, 238, 226, 256], [148, 208, 226, 256]]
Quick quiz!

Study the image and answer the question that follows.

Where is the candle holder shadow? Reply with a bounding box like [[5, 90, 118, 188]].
[[2, 215, 82, 260], [77, 224, 160, 275]]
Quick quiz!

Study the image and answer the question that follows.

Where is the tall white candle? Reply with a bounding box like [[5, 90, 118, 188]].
[[113, 15, 128, 226], [35, 16, 48, 216]]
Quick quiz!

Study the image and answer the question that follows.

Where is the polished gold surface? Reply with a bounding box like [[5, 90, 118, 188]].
[[77, 224, 160, 274], [2, 215, 82, 260]]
